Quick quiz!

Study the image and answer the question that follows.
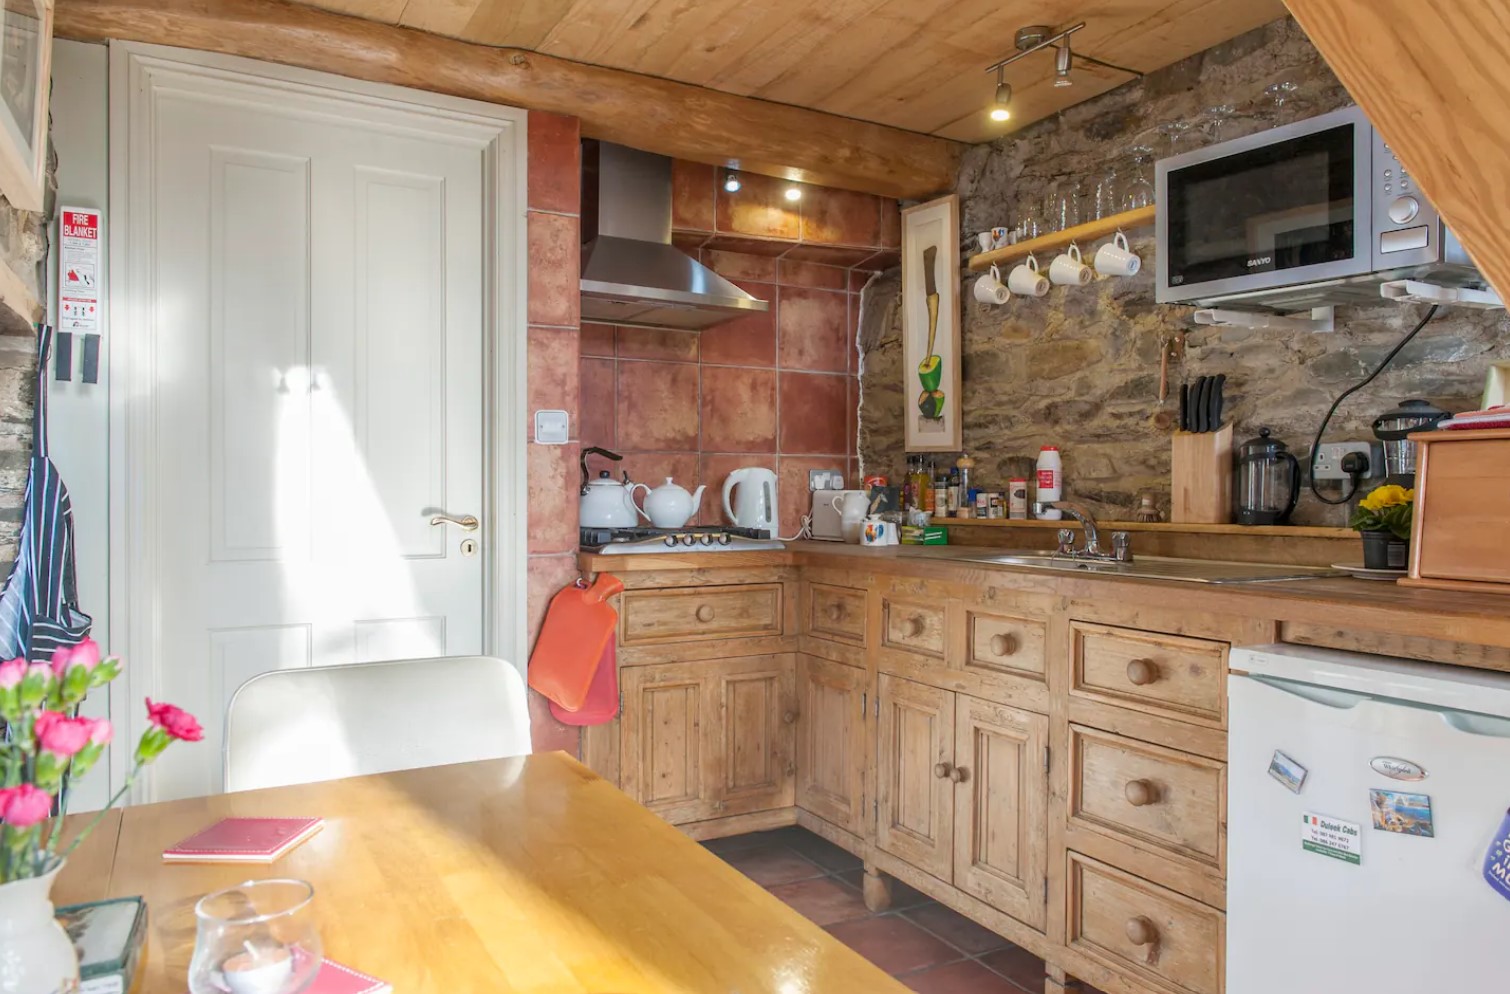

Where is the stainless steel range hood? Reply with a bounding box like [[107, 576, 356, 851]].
[[580, 142, 769, 331]]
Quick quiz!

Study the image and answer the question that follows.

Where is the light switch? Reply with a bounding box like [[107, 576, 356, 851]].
[[534, 409, 569, 444]]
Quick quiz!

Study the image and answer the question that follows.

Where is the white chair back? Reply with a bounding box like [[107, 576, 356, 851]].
[[224, 655, 531, 793]]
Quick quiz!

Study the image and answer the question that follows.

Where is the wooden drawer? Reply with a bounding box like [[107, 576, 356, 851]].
[[621, 584, 783, 645], [880, 596, 946, 659], [1067, 852, 1225, 994], [1071, 622, 1226, 726], [964, 610, 1047, 682], [1069, 726, 1225, 871], [806, 582, 866, 645]]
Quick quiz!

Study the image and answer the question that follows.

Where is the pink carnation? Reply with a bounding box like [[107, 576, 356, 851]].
[[89, 718, 113, 745], [146, 699, 203, 742], [34, 710, 95, 758], [0, 657, 24, 689], [0, 783, 52, 828], [51, 639, 101, 676]]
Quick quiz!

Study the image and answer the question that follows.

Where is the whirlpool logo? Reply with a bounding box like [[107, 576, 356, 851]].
[[1246, 255, 1273, 268]]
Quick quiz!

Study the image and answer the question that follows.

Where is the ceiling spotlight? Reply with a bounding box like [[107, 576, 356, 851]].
[[1054, 41, 1073, 87], [784, 185, 803, 202], [989, 69, 1012, 122], [723, 171, 742, 193]]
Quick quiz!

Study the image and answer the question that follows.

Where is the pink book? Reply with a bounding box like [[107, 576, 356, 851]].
[[305, 958, 391, 994], [162, 816, 324, 863]]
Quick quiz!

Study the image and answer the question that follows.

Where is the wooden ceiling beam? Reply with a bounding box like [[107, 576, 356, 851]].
[[1284, 0, 1510, 296], [54, 0, 962, 199]]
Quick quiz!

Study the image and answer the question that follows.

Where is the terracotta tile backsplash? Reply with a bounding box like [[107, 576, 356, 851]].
[[581, 246, 866, 536], [526, 211, 580, 328]]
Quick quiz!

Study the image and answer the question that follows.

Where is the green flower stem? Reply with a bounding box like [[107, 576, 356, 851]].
[[60, 761, 144, 862]]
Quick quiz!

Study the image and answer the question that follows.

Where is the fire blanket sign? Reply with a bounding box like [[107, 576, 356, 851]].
[[59, 207, 101, 334]]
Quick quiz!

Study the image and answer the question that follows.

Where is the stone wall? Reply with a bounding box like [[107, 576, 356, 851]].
[[860, 17, 1510, 526]]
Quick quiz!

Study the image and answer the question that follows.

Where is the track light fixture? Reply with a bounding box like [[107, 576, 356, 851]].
[[723, 171, 742, 193], [984, 22, 1141, 116], [989, 68, 1012, 121]]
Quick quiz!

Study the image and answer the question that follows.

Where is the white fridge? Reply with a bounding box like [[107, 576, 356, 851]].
[[1228, 643, 1510, 992]]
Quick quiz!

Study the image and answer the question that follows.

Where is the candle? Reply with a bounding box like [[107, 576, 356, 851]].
[[221, 943, 293, 994]]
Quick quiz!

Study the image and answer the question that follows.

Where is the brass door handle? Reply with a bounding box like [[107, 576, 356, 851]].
[[1125, 779, 1156, 807], [948, 765, 969, 784], [933, 762, 952, 779], [695, 604, 715, 622], [430, 513, 479, 531], [989, 633, 1017, 657], [1126, 658, 1159, 686]]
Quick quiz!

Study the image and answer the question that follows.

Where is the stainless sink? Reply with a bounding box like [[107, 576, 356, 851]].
[[915, 550, 1345, 584]]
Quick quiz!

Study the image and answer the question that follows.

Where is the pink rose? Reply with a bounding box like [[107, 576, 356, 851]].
[[146, 699, 204, 742], [0, 657, 24, 689], [35, 710, 95, 758], [0, 783, 53, 828]]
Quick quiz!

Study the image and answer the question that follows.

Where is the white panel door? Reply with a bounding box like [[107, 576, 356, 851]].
[[134, 61, 494, 800]]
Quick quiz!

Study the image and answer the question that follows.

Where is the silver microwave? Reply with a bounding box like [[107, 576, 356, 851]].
[[1155, 105, 1481, 308]]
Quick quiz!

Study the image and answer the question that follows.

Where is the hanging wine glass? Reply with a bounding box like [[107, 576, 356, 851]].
[[1123, 146, 1155, 210], [1264, 79, 1298, 109], [1157, 121, 1192, 156], [1095, 163, 1120, 220], [1202, 104, 1237, 142]]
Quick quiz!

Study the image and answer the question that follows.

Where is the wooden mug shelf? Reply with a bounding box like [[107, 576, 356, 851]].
[[967, 204, 1156, 272]]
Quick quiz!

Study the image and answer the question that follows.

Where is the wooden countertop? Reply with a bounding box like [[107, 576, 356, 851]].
[[54, 753, 908, 994], [579, 542, 1510, 653]]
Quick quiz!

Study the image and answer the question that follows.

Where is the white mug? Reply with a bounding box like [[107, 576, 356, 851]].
[[976, 231, 995, 253], [973, 265, 1010, 305], [861, 517, 892, 546], [1049, 243, 1093, 286], [990, 226, 1010, 249], [1007, 255, 1049, 297], [1094, 231, 1141, 277]]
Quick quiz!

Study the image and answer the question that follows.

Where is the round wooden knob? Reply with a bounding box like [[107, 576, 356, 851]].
[[906, 616, 926, 638], [783, 710, 798, 725], [826, 603, 843, 621], [949, 765, 969, 784], [989, 633, 1017, 657], [1124, 779, 1156, 807], [1125, 916, 1158, 947], [934, 762, 951, 779], [1125, 658, 1159, 686], [695, 604, 715, 622]]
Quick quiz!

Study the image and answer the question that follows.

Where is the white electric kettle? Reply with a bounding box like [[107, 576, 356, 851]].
[[722, 466, 778, 534]]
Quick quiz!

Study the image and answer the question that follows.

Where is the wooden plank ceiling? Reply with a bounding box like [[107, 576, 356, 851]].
[[289, 0, 1288, 142]]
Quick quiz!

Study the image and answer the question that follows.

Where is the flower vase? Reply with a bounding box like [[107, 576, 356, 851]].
[[0, 860, 79, 994], [1360, 529, 1408, 571]]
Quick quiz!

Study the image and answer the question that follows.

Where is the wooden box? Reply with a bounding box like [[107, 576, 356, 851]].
[[1170, 426, 1233, 525], [1401, 429, 1510, 594]]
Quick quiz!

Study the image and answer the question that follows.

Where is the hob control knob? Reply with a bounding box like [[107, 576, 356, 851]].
[[699, 533, 714, 545], [1388, 196, 1419, 224], [680, 534, 697, 546], [717, 533, 733, 545], [663, 535, 679, 547]]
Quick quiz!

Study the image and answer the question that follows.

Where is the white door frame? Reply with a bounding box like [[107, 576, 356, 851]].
[[107, 42, 529, 801]]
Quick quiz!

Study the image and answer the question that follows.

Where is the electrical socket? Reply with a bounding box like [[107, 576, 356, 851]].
[[1311, 441, 1382, 481]]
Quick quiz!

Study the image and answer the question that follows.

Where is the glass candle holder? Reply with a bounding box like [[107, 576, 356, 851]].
[[188, 880, 323, 994]]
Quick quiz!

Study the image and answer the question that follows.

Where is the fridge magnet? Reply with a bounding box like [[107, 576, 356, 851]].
[[1302, 812, 1361, 865], [1267, 750, 1308, 794], [1482, 808, 1510, 903], [902, 195, 962, 452], [1369, 788, 1435, 837]]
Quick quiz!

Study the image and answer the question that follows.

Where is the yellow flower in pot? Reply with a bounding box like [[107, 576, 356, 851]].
[[1349, 484, 1414, 570]]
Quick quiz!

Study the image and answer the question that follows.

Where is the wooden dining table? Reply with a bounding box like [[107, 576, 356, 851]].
[[56, 752, 908, 993]]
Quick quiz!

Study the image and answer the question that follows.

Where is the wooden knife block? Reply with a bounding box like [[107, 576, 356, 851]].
[[1171, 425, 1233, 524]]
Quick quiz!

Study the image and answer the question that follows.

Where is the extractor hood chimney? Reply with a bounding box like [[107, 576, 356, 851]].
[[580, 141, 770, 331]]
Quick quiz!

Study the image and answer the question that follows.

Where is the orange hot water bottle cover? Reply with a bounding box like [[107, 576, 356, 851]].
[[528, 573, 624, 711]]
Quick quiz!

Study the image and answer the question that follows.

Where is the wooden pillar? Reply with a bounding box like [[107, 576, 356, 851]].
[[862, 863, 892, 912], [1045, 965, 1082, 994]]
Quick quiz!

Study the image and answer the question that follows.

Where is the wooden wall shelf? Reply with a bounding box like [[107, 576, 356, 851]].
[[967, 204, 1156, 272]]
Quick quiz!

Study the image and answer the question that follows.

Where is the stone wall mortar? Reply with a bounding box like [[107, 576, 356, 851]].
[[860, 17, 1510, 525]]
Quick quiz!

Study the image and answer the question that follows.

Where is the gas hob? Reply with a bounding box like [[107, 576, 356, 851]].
[[580, 525, 784, 555]]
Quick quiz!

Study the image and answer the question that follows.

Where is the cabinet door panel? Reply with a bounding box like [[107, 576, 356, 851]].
[[795, 655, 867, 835], [717, 654, 797, 816], [877, 674, 955, 882], [953, 695, 1049, 930], [620, 663, 717, 824]]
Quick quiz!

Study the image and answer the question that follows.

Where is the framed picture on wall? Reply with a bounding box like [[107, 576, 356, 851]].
[[0, 0, 50, 213], [902, 194, 961, 452]]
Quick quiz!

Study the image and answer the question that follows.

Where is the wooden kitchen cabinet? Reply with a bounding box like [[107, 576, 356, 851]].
[[620, 654, 796, 824], [795, 655, 868, 835], [877, 674, 956, 881]]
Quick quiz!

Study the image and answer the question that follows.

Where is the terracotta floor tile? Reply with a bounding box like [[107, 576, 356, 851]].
[[766, 875, 871, 926], [824, 915, 962, 976], [702, 827, 804, 855], [902, 959, 1026, 994], [721, 844, 826, 886], [784, 830, 864, 873], [905, 903, 1011, 955], [979, 944, 1047, 990], [836, 869, 933, 910]]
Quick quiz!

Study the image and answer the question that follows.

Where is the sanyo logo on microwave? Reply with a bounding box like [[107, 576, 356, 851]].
[[1246, 255, 1274, 268]]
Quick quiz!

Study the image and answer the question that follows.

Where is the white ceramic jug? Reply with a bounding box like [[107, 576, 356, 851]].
[[722, 467, 778, 533], [831, 490, 869, 543]]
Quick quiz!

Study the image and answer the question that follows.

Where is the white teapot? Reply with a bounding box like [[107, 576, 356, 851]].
[[632, 477, 707, 529]]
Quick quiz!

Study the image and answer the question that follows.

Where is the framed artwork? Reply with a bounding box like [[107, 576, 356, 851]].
[[0, 0, 50, 213], [901, 194, 961, 452]]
